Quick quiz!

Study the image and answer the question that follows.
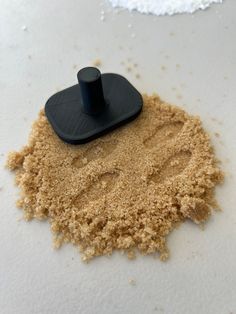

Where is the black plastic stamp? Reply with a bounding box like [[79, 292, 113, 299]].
[[45, 67, 143, 144]]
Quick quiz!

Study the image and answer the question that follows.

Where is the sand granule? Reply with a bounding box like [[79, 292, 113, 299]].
[[7, 95, 223, 261]]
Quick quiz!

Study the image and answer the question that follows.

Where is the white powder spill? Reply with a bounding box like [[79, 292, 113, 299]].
[[108, 0, 223, 16]]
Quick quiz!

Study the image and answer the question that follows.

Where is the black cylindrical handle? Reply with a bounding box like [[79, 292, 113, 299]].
[[77, 67, 106, 115]]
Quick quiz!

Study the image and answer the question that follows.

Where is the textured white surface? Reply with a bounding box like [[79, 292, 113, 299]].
[[109, 0, 223, 16], [0, 0, 236, 313]]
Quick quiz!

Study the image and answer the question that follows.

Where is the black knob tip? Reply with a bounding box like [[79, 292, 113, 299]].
[[77, 67, 106, 115]]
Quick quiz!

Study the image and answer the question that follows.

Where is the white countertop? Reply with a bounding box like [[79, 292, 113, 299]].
[[0, 1, 236, 313]]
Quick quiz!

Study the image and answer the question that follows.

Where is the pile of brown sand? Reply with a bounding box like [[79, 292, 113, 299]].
[[7, 95, 223, 261]]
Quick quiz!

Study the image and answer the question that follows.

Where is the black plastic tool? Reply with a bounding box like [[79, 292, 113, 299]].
[[45, 67, 143, 144]]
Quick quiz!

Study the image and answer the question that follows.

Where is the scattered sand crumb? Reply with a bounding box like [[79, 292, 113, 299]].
[[199, 224, 205, 231], [161, 65, 166, 71], [214, 132, 220, 138], [92, 59, 102, 67], [127, 250, 136, 260], [7, 95, 223, 262], [128, 278, 136, 285]]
